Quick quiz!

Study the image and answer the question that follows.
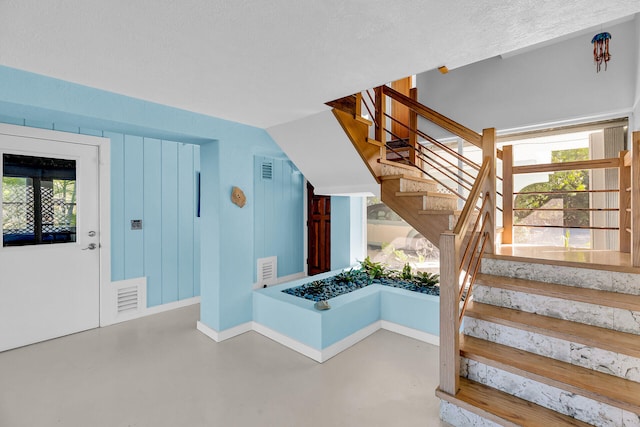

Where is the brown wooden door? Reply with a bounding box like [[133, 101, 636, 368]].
[[307, 182, 331, 275]]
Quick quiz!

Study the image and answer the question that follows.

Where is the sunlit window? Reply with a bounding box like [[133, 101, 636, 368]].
[[2, 154, 76, 246]]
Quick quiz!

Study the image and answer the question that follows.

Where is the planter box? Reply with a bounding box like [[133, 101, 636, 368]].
[[253, 269, 439, 362]]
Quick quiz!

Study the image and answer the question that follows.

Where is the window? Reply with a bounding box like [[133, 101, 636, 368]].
[[366, 198, 439, 271], [2, 154, 77, 246]]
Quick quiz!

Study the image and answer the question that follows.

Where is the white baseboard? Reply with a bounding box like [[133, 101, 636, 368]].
[[380, 320, 440, 346], [320, 321, 381, 362], [145, 296, 200, 316], [252, 322, 323, 362], [246, 320, 439, 363], [102, 276, 200, 327], [196, 320, 252, 342], [196, 315, 439, 363]]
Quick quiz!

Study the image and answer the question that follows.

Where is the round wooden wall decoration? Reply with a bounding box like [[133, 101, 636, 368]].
[[231, 186, 246, 208]]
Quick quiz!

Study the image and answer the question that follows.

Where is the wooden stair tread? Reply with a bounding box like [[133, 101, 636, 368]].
[[354, 115, 373, 126], [419, 209, 458, 215], [466, 301, 640, 359], [365, 137, 384, 147], [378, 158, 417, 171], [475, 273, 640, 311], [378, 174, 437, 185], [394, 191, 457, 199], [436, 377, 592, 427], [461, 335, 640, 413]]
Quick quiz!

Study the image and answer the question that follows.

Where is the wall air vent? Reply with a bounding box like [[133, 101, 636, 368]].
[[117, 286, 139, 313], [257, 256, 277, 287], [261, 161, 273, 180]]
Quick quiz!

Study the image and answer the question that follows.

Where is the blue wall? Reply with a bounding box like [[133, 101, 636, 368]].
[[0, 113, 201, 307], [253, 156, 304, 281], [331, 196, 366, 270], [0, 65, 305, 329]]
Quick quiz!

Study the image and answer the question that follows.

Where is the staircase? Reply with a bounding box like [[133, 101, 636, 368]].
[[439, 257, 640, 426], [328, 85, 640, 426], [330, 97, 477, 246]]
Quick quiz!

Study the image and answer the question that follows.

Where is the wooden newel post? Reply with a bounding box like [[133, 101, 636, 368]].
[[374, 86, 385, 143], [481, 128, 497, 253], [409, 87, 418, 165], [619, 150, 631, 253], [632, 132, 640, 267], [502, 145, 514, 244], [439, 232, 460, 395]]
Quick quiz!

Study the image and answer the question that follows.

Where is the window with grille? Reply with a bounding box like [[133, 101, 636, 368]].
[[2, 154, 77, 246]]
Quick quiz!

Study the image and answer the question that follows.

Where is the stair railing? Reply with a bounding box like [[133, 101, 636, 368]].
[[361, 85, 496, 212], [438, 155, 493, 396], [502, 140, 640, 267], [359, 84, 498, 396], [329, 84, 498, 396]]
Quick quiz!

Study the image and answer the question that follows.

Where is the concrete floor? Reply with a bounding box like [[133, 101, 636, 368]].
[[0, 304, 450, 427]]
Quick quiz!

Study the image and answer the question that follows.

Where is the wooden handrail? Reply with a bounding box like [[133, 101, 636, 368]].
[[454, 157, 491, 236], [381, 85, 483, 148], [512, 157, 620, 174], [514, 189, 619, 195], [381, 108, 481, 171]]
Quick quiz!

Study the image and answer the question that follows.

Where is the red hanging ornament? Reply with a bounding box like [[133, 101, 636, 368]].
[[591, 32, 611, 72]]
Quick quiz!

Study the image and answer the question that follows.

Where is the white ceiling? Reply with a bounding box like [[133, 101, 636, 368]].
[[0, 1, 639, 129]]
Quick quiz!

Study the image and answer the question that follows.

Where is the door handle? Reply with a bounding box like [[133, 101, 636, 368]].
[[82, 243, 97, 250]]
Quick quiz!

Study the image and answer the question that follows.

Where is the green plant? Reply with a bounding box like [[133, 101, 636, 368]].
[[307, 280, 325, 295], [413, 271, 439, 286], [335, 269, 356, 284], [359, 256, 387, 280], [401, 263, 413, 280]]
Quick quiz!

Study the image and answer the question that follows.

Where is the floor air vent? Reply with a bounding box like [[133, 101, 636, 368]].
[[117, 286, 139, 313], [257, 256, 277, 287]]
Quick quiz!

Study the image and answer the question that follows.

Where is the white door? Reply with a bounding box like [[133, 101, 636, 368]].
[[0, 132, 100, 352]]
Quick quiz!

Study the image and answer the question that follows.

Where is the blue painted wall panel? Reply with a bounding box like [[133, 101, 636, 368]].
[[79, 128, 103, 137], [24, 119, 53, 130], [123, 135, 145, 279], [143, 138, 164, 307], [106, 131, 126, 281], [52, 123, 80, 133], [0, 115, 24, 126], [161, 141, 179, 304], [253, 156, 304, 282], [193, 145, 201, 296], [331, 196, 351, 270], [178, 143, 195, 299]]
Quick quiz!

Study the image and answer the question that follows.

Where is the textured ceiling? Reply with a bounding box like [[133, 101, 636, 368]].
[[0, 1, 639, 129]]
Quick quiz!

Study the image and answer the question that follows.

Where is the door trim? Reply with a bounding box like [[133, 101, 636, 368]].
[[0, 123, 111, 326]]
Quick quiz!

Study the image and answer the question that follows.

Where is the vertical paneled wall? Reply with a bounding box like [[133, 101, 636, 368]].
[[253, 156, 304, 281], [111, 135, 201, 307], [0, 117, 200, 308]]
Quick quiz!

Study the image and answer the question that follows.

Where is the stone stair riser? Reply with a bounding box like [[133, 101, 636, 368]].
[[440, 401, 503, 427], [464, 317, 640, 383], [461, 357, 640, 427], [480, 258, 640, 295], [472, 285, 640, 335]]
